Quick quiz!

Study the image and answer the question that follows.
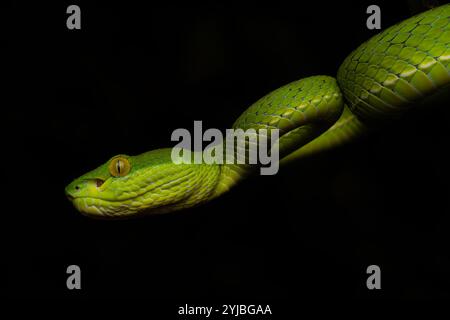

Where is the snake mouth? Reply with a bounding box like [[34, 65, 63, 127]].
[[71, 197, 128, 217], [71, 195, 173, 218]]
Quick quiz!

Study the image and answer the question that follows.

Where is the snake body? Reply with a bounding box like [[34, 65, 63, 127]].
[[66, 4, 450, 218]]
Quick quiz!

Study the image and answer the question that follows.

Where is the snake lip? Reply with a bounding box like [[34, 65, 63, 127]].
[[71, 193, 142, 203]]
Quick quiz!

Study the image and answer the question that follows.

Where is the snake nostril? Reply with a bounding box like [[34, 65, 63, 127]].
[[75, 185, 80, 190]]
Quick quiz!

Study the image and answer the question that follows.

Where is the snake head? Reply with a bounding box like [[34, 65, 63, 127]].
[[65, 149, 220, 218]]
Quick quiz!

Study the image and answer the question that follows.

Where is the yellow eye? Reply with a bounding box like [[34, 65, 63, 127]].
[[109, 156, 131, 177]]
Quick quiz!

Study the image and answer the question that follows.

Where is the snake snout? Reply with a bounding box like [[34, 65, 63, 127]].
[[65, 180, 87, 200], [65, 186, 75, 203]]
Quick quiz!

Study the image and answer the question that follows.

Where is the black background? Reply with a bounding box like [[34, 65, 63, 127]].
[[3, 0, 450, 304]]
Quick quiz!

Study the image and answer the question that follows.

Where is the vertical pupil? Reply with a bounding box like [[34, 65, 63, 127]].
[[117, 160, 121, 174]]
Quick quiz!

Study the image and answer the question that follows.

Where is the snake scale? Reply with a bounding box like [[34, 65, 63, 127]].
[[66, 4, 450, 218]]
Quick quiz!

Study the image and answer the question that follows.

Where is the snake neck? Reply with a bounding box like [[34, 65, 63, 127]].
[[206, 135, 260, 199], [210, 163, 251, 199]]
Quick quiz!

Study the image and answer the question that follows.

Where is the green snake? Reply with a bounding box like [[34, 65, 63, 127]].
[[66, 4, 450, 218]]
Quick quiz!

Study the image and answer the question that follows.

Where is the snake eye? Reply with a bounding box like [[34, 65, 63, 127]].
[[109, 156, 131, 177]]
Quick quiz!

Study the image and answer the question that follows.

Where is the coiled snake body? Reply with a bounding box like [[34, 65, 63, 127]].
[[66, 5, 450, 218]]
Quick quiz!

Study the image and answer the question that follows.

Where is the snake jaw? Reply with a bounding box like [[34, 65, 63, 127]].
[[72, 198, 103, 217]]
